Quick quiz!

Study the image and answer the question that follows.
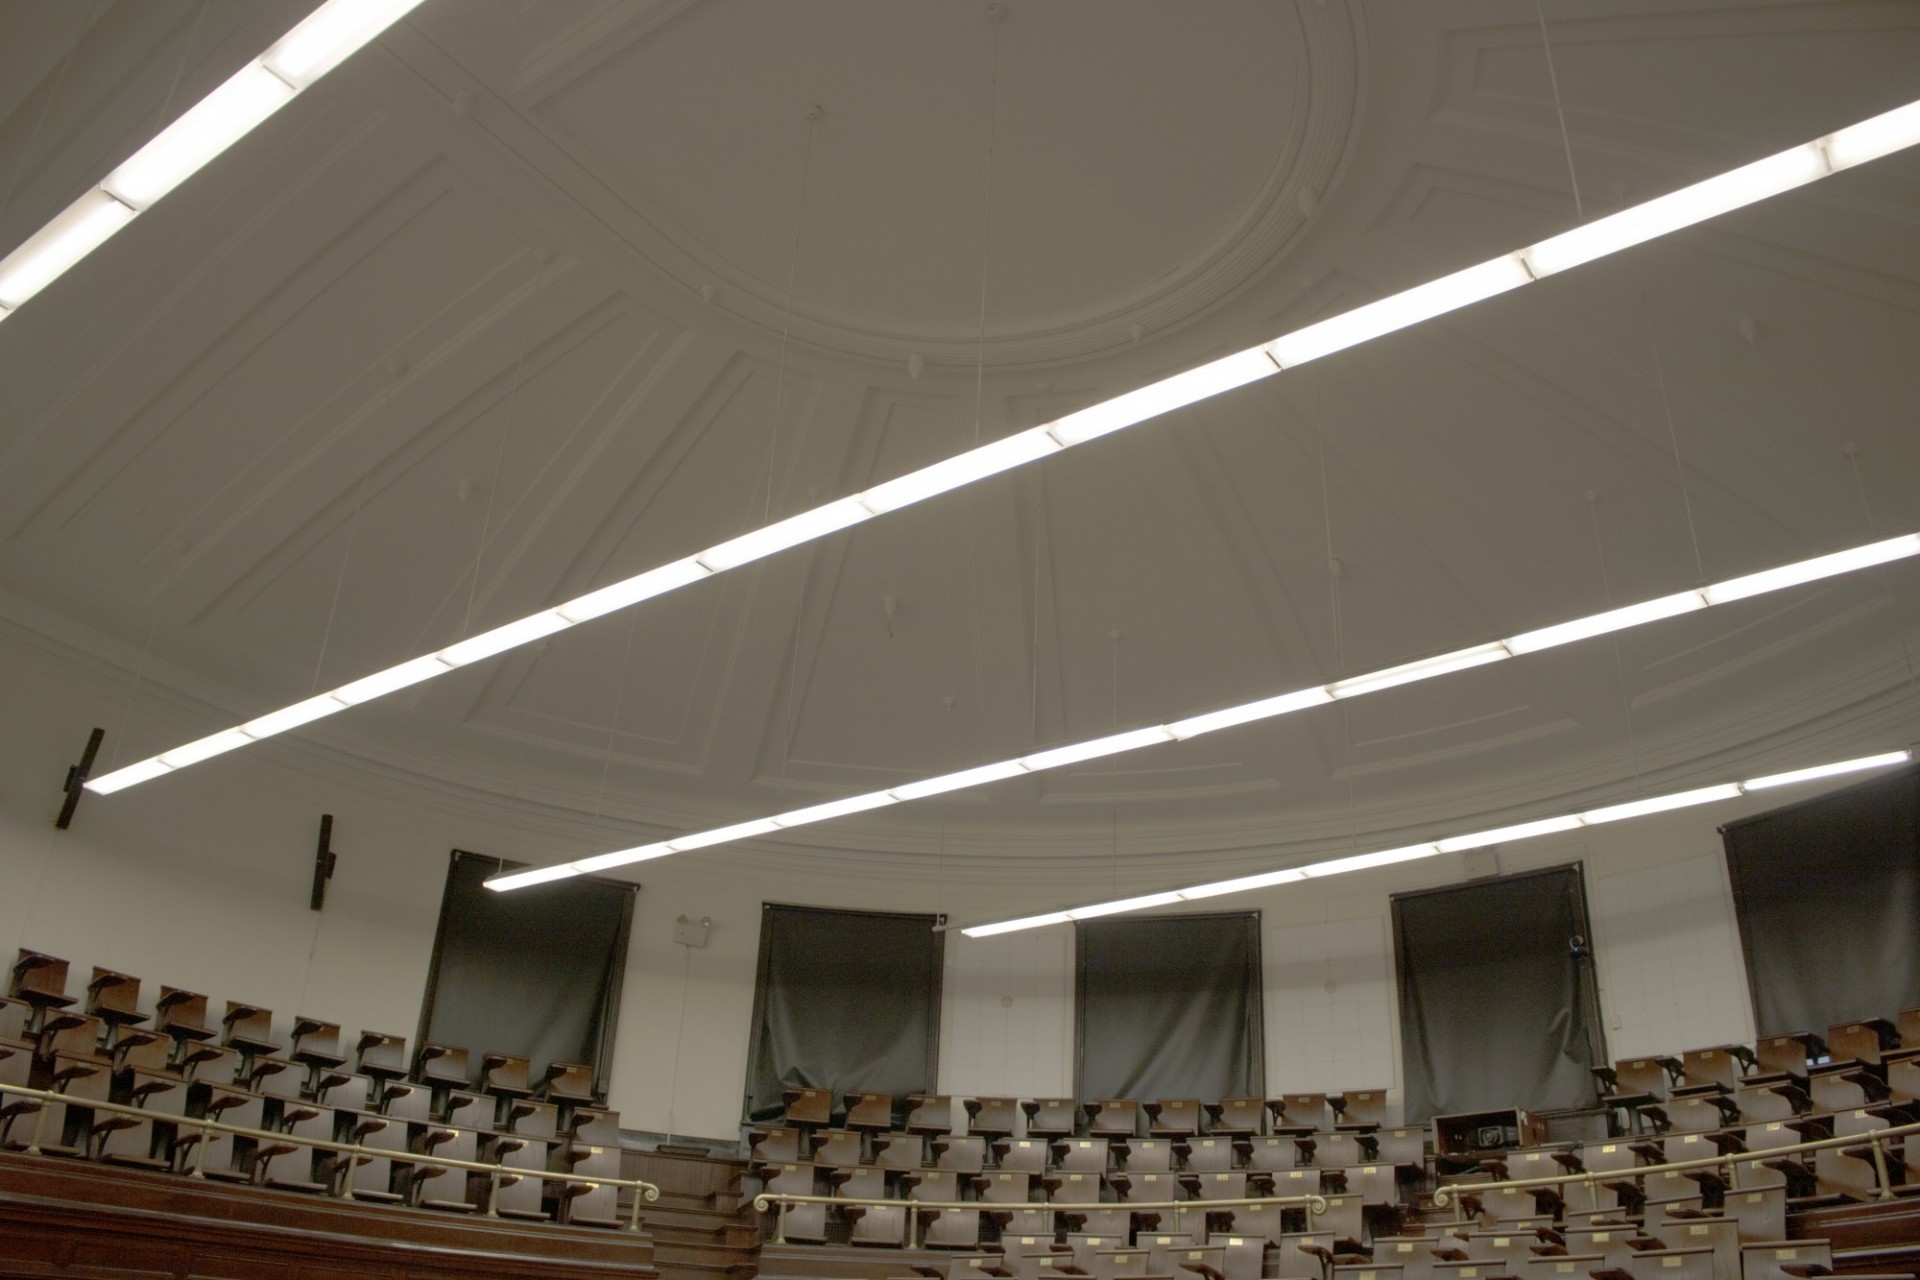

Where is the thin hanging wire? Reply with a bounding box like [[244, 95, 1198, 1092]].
[[1642, 294, 1707, 581], [1533, 0, 1585, 220], [1, 0, 102, 218], [310, 467, 375, 694], [587, 612, 643, 828], [1314, 380, 1362, 848], [1588, 492, 1647, 792], [153, 0, 212, 143], [462, 256, 548, 636], [1028, 534, 1043, 743], [764, 110, 820, 522], [971, 12, 1004, 446], [1108, 630, 1121, 895], [1846, 447, 1920, 695]]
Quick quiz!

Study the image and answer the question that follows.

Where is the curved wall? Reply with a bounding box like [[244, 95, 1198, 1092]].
[[10, 609, 1876, 1141]]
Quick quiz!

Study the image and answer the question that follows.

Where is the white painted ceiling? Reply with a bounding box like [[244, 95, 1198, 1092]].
[[2, 0, 1918, 888]]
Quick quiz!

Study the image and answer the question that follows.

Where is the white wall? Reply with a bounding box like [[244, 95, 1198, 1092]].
[[0, 623, 1794, 1142]]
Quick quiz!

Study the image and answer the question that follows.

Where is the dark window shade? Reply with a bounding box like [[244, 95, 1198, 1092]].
[[1394, 865, 1603, 1122], [418, 851, 637, 1103], [744, 904, 944, 1123], [1722, 765, 1920, 1037], [1075, 913, 1264, 1102]]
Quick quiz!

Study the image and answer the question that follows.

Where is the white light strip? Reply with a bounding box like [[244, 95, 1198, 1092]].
[[74, 101, 1920, 792], [956, 750, 1912, 935], [0, 0, 427, 315], [481, 531, 1920, 891]]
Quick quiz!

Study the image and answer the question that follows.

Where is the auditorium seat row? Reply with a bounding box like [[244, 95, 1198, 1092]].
[[750, 1017, 1920, 1280], [0, 949, 635, 1228]]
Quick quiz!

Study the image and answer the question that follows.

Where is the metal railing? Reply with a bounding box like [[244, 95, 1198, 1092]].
[[0, 1078, 661, 1230], [751, 1189, 1329, 1246], [1428, 1117, 1920, 1208]]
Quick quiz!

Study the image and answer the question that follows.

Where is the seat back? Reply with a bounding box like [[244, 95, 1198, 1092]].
[[1333, 1090, 1387, 1128], [905, 1093, 955, 1134], [845, 1091, 893, 1129], [1183, 1136, 1236, 1170], [1020, 1097, 1074, 1136]]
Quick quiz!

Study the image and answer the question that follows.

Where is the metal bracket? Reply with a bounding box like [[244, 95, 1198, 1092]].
[[55, 727, 105, 829]]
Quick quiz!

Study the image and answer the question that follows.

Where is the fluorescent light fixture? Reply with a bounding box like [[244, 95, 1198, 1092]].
[[1302, 843, 1445, 876], [103, 65, 297, 210], [261, 0, 428, 88], [1266, 255, 1533, 369], [557, 557, 713, 623], [697, 498, 872, 572], [859, 427, 1062, 515], [1046, 348, 1281, 446], [332, 654, 452, 704], [771, 791, 899, 827], [1022, 727, 1175, 772], [1524, 144, 1830, 277], [482, 862, 582, 891], [568, 843, 675, 874], [1329, 641, 1511, 700], [1176, 868, 1311, 899], [83, 758, 176, 795], [1505, 590, 1708, 655], [1434, 815, 1586, 852], [1743, 750, 1912, 791], [1169, 687, 1334, 740], [1067, 892, 1185, 920], [957, 750, 1911, 936], [1581, 784, 1746, 825], [962, 912, 1073, 938], [158, 728, 255, 768], [241, 694, 348, 739], [0, 190, 135, 308], [1825, 100, 1920, 170], [1702, 533, 1920, 605], [890, 759, 1030, 801], [437, 611, 572, 667], [667, 818, 783, 852], [68, 95, 1920, 796]]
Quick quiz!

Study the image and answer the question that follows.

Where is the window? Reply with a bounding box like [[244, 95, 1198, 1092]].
[[743, 903, 944, 1122], [417, 850, 637, 1103], [1393, 865, 1603, 1121], [1723, 764, 1920, 1036], [1075, 912, 1264, 1101]]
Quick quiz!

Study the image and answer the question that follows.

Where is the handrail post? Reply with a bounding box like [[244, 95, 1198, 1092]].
[[486, 1166, 501, 1217], [774, 1197, 788, 1244], [628, 1178, 645, 1233], [1870, 1136, 1894, 1202], [24, 1098, 49, 1156]]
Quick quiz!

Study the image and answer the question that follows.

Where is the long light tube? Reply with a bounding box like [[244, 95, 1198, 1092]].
[[73, 98, 1920, 795], [0, 0, 427, 316], [481, 530, 1920, 891], [956, 750, 1912, 936]]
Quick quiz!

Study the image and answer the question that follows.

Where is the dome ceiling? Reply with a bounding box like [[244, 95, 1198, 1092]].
[[0, 0, 1917, 887]]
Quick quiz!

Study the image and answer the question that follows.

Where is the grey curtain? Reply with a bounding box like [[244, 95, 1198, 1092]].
[[744, 904, 944, 1122], [1722, 765, 1920, 1037], [419, 851, 636, 1102], [1075, 913, 1263, 1101], [1394, 865, 1601, 1122]]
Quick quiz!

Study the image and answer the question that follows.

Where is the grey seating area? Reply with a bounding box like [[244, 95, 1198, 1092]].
[[0, 948, 621, 1228], [750, 1011, 1920, 1280]]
